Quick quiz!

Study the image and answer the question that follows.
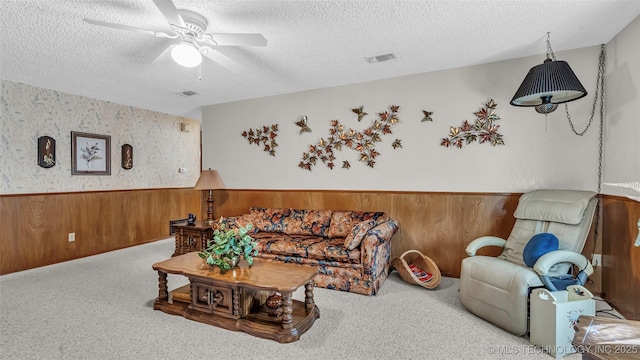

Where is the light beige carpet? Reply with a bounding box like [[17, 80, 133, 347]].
[[1, 238, 586, 359]]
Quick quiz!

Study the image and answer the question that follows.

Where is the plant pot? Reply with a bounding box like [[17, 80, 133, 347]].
[[227, 256, 240, 268]]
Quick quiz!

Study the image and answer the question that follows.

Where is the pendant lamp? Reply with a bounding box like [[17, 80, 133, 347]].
[[510, 33, 587, 114]]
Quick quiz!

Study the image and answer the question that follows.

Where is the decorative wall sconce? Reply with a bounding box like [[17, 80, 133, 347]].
[[37, 136, 56, 168], [121, 144, 133, 170], [510, 33, 587, 114]]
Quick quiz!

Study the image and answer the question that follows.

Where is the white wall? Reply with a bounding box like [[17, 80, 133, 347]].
[[202, 45, 610, 193], [603, 15, 640, 198], [0, 80, 201, 194]]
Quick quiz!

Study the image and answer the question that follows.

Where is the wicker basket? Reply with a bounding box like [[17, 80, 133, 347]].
[[391, 250, 441, 289]]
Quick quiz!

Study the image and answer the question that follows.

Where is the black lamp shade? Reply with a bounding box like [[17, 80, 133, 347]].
[[510, 59, 587, 107]]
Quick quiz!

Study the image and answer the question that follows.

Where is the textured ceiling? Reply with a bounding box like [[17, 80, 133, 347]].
[[1, 1, 639, 117]]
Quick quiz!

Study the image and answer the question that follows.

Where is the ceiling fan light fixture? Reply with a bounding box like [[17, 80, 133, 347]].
[[171, 42, 202, 68]]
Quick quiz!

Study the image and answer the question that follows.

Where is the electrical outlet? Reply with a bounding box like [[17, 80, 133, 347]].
[[68, 233, 75, 242], [592, 253, 601, 266]]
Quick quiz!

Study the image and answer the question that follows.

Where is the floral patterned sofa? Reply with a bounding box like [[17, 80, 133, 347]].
[[222, 207, 399, 295]]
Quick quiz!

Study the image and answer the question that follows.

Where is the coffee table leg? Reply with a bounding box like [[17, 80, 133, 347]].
[[157, 271, 168, 301], [281, 291, 293, 329], [304, 281, 315, 311]]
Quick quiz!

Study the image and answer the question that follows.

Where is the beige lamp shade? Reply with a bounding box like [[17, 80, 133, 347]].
[[194, 169, 225, 190]]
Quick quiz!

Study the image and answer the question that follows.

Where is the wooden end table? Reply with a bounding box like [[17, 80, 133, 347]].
[[152, 252, 320, 343], [172, 220, 213, 257], [572, 315, 640, 359]]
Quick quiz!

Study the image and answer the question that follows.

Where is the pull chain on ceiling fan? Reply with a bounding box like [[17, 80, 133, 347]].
[[83, 0, 267, 71]]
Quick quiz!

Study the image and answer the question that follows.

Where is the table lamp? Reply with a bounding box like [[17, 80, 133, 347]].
[[194, 168, 225, 225]]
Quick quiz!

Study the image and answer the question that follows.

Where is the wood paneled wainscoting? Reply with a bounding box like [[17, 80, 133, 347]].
[[5, 189, 635, 319], [212, 189, 640, 315], [602, 195, 640, 320], [0, 188, 200, 275]]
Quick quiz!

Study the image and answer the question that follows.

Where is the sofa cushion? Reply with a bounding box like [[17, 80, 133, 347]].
[[344, 219, 377, 250], [254, 253, 364, 283], [284, 209, 333, 237], [255, 233, 360, 264], [328, 211, 390, 238], [327, 211, 354, 238], [250, 207, 291, 232]]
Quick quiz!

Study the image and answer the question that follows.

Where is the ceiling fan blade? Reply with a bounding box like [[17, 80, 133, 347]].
[[151, 44, 174, 64], [83, 18, 177, 38], [201, 48, 244, 73], [152, 0, 186, 27], [202, 33, 267, 47]]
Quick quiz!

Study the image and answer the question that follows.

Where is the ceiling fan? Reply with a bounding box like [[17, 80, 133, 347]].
[[83, 0, 267, 71]]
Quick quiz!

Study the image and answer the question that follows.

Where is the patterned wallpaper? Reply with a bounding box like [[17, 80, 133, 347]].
[[0, 80, 201, 194]]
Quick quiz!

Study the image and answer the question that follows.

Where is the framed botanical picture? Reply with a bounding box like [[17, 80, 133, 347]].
[[121, 143, 133, 170], [37, 136, 56, 168], [71, 131, 111, 175]]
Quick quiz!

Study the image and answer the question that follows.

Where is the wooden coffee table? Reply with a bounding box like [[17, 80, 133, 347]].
[[152, 252, 319, 343]]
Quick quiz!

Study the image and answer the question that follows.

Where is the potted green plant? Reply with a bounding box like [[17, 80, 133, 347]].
[[198, 218, 258, 271]]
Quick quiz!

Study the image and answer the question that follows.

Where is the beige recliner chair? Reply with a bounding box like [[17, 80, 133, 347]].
[[459, 189, 597, 336]]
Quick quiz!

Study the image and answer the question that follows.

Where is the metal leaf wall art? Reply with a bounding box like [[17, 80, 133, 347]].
[[440, 99, 505, 149], [299, 105, 401, 170], [241, 124, 279, 156]]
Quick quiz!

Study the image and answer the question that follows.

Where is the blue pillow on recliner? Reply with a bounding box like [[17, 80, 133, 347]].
[[523, 233, 559, 267]]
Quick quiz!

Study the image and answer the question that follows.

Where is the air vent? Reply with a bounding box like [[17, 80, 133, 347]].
[[365, 53, 397, 64], [179, 90, 198, 97]]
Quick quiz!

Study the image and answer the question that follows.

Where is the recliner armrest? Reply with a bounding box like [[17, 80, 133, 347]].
[[465, 236, 506, 256], [533, 250, 594, 277]]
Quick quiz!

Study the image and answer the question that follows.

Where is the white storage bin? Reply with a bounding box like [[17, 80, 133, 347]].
[[530, 285, 595, 358]]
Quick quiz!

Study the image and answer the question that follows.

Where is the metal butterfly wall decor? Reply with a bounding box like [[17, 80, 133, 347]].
[[295, 116, 311, 134], [421, 110, 434, 122], [351, 106, 368, 122], [440, 99, 505, 149], [241, 124, 279, 156]]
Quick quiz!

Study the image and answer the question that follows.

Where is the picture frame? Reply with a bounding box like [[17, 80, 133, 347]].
[[71, 131, 111, 175], [37, 136, 56, 168], [121, 143, 133, 170]]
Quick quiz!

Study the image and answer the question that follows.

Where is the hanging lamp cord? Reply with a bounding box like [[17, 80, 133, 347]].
[[547, 33, 606, 261]]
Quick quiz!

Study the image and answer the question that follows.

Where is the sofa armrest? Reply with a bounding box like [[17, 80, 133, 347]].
[[465, 236, 506, 257], [361, 219, 399, 276]]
